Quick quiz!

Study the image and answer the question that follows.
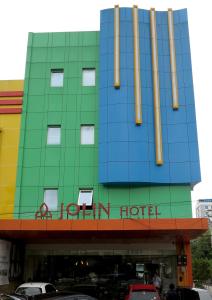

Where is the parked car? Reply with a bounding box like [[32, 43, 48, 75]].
[[15, 283, 57, 296], [26, 292, 97, 300], [70, 283, 108, 299], [44, 295, 97, 300], [193, 288, 212, 300], [124, 283, 160, 300], [0, 294, 27, 300]]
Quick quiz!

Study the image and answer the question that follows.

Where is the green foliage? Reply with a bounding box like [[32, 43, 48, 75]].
[[191, 231, 212, 259], [192, 258, 211, 281], [191, 230, 212, 283]]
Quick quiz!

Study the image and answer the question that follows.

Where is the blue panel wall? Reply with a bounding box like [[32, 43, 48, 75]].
[[99, 8, 201, 185]]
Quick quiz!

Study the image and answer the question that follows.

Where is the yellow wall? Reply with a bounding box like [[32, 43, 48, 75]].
[[0, 80, 23, 219]]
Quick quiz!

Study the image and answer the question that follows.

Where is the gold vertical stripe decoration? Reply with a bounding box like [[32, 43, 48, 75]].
[[132, 5, 142, 125], [150, 8, 163, 165], [114, 5, 120, 88], [168, 8, 179, 110]]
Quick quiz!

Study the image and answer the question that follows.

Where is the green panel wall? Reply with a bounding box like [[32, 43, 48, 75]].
[[15, 32, 192, 220]]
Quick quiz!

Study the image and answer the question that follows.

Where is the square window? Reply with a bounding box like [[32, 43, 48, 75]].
[[78, 189, 93, 206], [44, 189, 58, 211], [81, 125, 94, 145], [47, 126, 61, 145], [51, 69, 64, 87], [82, 68, 96, 86]]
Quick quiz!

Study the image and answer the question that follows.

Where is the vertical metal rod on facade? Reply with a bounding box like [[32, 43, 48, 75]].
[[168, 8, 179, 110], [114, 5, 120, 88], [132, 5, 142, 125], [150, 8, 163, 165]]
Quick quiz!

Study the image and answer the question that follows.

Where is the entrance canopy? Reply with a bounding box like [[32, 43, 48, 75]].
[[0, 218, 208, 242]]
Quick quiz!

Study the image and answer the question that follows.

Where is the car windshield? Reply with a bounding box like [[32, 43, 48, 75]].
[[0, 296, 25, 300], [131, 290, 158, 300], [16, 287, 42, 296], [45, 284, 56, 293]]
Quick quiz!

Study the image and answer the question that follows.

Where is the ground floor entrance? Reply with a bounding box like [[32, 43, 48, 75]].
[[24, 240, 177, 297], [0, 218, 208, 295]]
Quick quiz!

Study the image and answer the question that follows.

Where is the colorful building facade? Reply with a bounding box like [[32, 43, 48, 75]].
[[99, 8, 200, 185], [0, 6, 208, 293], [0, 80, 23, 219]]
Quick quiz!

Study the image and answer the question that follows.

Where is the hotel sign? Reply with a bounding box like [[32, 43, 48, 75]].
[[35, 202, 160, 220]]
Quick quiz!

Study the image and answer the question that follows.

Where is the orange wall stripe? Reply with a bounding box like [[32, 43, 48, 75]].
[[0, 99, 23, 105], [0, 91, 23, 97], [185, 241, 193, 287], [0, 218, 208, 232], [0, 108, 22, 114], [176, 240, 193, 288]]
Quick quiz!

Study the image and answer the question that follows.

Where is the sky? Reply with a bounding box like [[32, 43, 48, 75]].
[[0, 0, 212, 215]]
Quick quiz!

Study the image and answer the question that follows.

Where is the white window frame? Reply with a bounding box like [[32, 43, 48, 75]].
[[47, 126, 61, 145], [44, 189, 58, 211], [82, 68, 96, 86], [50, 69, 64, 87], [80, 125, 95, 145], [78, 189, 93, 207]]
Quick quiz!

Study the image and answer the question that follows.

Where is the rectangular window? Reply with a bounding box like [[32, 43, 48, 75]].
[[80, 125, 94, 145], [47, 126, 61, 145], [78, 189, 93, 207], [82, 68, 96, 86], [51, 69, 64, 87], [44, 189, 58, 211]]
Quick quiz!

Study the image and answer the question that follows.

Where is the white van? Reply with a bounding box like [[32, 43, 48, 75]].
[[15, 282, 57, 296], [192, 288, 212, 300]]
